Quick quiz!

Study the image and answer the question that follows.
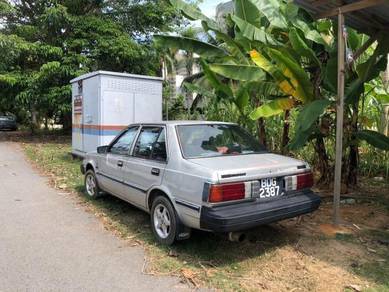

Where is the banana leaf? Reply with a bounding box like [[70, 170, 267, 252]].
[[202, 21, 249, 64], [289, 27, 321, 67], [250, 50, 297, 98], [209, 64, 265, 82], [249, 0, 288, 29], [231, 15, 279, 45], [201, 59, 233, 99], [235, 86, 250, 111], [267, 48, 315, 102], [356, 130, 389, 151], [289, 99, 332, 149], [291, 18, 328, 47], [169, 0, 218, 31], [154, 35, 227, 59], [234, 0, 262, 27], [249, 97, 295, 119]]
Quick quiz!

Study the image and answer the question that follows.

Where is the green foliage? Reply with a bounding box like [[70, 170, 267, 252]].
[[0, 0, 179, 128], [209, 64, 265, 82], [231, 15, 278, 45], [154, 35, 226, 58], [289, 27, 321, 67], [356, 130, 389, 151], [159, 0, 389, 180], [249, 98, 294, 119], [289, 100, 332, 149], [249, 0, 287, 29]]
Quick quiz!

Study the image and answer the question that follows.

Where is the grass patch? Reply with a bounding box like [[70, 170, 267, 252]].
[[353, 229, 389, 290], [335, 233, 356, 243]]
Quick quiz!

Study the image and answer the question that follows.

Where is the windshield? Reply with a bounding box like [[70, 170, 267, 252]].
[[177, 124, 266, 158]]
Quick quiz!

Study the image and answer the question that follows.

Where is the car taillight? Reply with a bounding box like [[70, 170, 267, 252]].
[[209, 182, 245, 203], [285, 172, 314, 191], [297, 172, 314, 189]]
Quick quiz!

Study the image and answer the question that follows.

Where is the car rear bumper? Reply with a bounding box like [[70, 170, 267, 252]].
[[200, 190, 321, 232]]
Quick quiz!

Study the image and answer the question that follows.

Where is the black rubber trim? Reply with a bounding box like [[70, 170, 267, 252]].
[[175, 199, 200, 212], [200, 190, 321, 232], [96, 172, 147, 193], [202, 182, 211, 202]]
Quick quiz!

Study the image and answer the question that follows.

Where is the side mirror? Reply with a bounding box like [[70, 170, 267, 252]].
[[97, 145, 108, 154]]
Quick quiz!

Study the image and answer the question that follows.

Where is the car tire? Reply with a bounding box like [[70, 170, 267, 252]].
[[150, 196, 180, 245], [84, 170, 102, 199]]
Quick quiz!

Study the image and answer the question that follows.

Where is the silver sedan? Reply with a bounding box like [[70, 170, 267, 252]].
[[81, 121, 321, 245]]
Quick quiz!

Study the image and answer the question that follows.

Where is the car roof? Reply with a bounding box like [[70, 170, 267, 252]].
[[132, 121, 237, 126]]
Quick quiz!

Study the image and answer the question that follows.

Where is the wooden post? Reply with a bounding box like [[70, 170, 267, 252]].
[[333, 11, 345, 225]]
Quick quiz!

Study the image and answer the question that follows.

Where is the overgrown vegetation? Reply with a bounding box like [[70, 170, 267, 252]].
[[156, 0, 389, 186]]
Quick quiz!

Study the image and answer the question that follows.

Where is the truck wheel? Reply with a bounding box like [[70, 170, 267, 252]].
[[84, 170, 101, 199], [150, 196, 181, 245]]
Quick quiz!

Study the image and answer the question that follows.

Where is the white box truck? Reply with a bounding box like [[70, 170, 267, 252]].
[[71, 71, 163, 157]]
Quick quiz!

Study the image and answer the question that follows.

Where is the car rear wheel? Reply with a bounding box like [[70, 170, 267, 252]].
[[84, 170, 101, 199], [151, 196, 179, 245]]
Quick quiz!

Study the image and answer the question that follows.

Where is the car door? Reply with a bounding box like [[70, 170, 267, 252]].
[[121, 126, 167, 209], [97, 126, 139, 198]]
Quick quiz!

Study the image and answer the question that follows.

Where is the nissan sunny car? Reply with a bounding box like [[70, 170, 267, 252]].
[[81, 121, 321, 245]]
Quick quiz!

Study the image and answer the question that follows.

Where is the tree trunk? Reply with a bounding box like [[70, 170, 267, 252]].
[[347, 103, 359, 186], [314, 136, 331, 186], [257, 118, 267, 148], [62, 112, 72, 132], [281, 110, 290, 154], [255, 99, 267, 148], [30, 104, 38, 134]]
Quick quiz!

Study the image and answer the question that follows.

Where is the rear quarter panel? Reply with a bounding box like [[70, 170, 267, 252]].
[[161, 125, 217, 229]]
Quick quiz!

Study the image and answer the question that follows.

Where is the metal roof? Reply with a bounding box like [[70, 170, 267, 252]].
[[294, 0, 389, 35], [70, 70, 163, 83]]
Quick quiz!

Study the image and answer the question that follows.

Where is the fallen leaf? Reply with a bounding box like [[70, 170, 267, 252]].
[[367, 247, 377, 253], [345, 284, 362, 292]]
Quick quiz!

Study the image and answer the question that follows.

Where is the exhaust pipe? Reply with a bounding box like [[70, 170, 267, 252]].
[[228, 232, 246, 242]]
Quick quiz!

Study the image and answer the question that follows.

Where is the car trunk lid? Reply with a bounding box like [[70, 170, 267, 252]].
[[189, 153, 308, 183]]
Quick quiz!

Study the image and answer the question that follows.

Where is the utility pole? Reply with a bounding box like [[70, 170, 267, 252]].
[[333, 10, 345, 225]]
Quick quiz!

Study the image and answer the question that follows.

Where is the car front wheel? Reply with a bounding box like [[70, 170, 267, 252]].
[[151, 196, 179, 245]]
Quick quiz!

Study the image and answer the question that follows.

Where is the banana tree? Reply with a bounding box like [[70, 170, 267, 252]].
[[231, 0, 389, 185], [155, 0, 389, 185], [155, 0, 292, 146]]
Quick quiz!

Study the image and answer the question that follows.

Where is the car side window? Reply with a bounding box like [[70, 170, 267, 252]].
[[151, 128, 167, 161], [134, 127, 167, 161], [109, 127, 139, 155]]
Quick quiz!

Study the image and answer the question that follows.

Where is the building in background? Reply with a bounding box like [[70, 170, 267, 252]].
[[216, 1, 234, 29]]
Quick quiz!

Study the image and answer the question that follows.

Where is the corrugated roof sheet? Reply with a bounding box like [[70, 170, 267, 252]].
[[294, 0, 389, 35]]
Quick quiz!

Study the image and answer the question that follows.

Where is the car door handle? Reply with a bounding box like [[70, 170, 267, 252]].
[[151, 168, 160, 176], [117, 160, 123, 167]]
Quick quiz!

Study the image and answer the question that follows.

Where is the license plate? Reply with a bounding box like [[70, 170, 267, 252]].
[[252, 177, 283, 199]]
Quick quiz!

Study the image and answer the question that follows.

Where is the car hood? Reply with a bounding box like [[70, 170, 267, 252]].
[[189, 153, 309, 183]]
